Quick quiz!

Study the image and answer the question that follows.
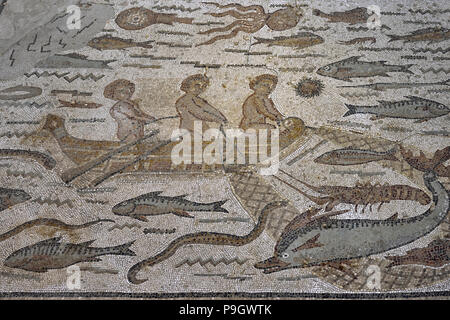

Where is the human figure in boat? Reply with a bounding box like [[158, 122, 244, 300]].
[[175, 74, 228, 133], [104, 79, 155, 143], [239, 74, 284, 131]]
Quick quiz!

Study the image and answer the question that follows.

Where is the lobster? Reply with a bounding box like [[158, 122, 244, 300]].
[[275, 169, 431, 212]]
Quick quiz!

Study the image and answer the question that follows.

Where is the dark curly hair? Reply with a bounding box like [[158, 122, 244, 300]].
[[249, 74, 278, 91], [180, 74, 210, 92]]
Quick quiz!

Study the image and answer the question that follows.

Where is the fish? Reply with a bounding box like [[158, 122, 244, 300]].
[[87, 35, 154, 51], [337, 37, 376, 45], [386, 239, 450, 268], [35, 53, 116, 69], [254, 171, 450, 274], [4, 237, 136, 272], [112, 191, 229, 221], [312, 7, 369, 24], [314, 148, 398, 166], [253, 33, 324, 48], [58, 100, 103, 109], [0, 187, 31, 212], [316, 56, 414, 82], [338, 79, 450, 91], [0, 85, 42, 101], [343, 96, 450, 122], [387, 27, 450, 44]]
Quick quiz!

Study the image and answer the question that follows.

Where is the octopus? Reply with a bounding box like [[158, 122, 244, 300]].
[[197, 2, 303, 46], [115, 7, 194, 30]]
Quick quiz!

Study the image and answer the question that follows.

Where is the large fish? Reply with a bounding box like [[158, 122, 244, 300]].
[[112, 191, 229, 221], [88, 36, 154, 51], [387, 27, 450, 44], [255, 171, 449, 274], [314, 148, 398, 166], [4, 237, 135, 272], [253, 33, 324, 48], [316, 56, 414, 82], [0, 187, 31, 212], [312, 7, 369, 24], [344, 96, 449, 122]]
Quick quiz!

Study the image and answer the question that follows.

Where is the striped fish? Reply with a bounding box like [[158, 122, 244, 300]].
[[4, 237, 135, 272]]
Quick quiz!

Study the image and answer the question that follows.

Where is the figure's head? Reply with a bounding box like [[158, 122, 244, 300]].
[[250, 74, 278, 94], [180, 74, 210, 95], [104, 79, 135, 101], [266, 7, 303, 31]]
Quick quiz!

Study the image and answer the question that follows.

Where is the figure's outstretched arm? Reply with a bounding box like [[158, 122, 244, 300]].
[[263, 98, 283, 120], [192, 97, 228, 123], [254, 98, 278, 121]]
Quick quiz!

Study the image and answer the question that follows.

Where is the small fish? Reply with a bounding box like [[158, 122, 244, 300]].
[[0, 85, 42, 101], [386, 239, 450, 268], [0, 187, 31, 212], [87, 36, 154, 51], [4, 237, 135, 272], [253, 33, 324, 48], [344, 96, 449, 122], [58, 100, 103, 109], [35, 53, 116, 69], [112, 191, 229, 221], [338, 79, 450, 91], [312, 7, 369, 24], [317, 56, 414, 82], [337, 37, 376, 45], [314, 148, 398, 166], [387, 27, 450, 44]]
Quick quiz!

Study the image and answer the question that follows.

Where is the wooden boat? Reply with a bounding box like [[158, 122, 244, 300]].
[[22, 114, 308, 184]]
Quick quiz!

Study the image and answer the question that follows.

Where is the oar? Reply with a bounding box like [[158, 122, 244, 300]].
[[88, 139, 173, 187], [145, 115, 179, 124], [61, 130, 160, 184], [61, 116, 179, 184]]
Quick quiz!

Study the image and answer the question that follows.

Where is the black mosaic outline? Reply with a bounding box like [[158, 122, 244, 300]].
[[0, 291, 448, 299]]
